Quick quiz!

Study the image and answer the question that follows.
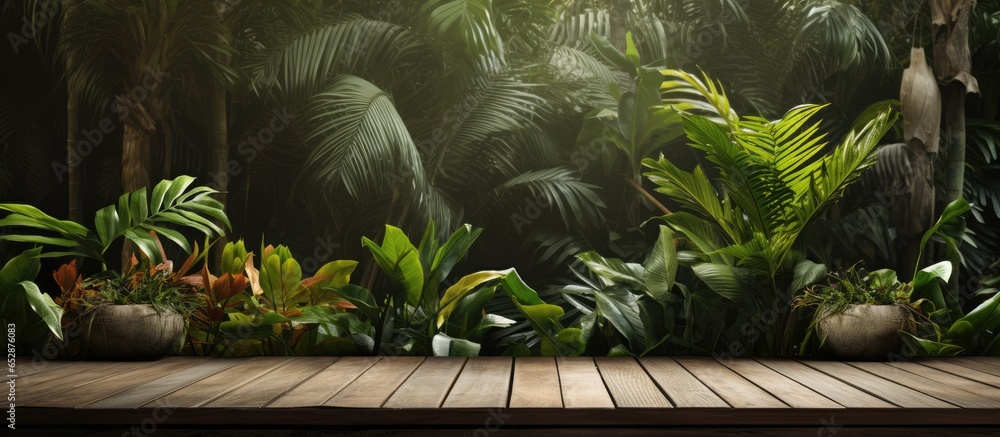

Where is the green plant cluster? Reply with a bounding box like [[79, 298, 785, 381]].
[[1, 1, 998, 359]]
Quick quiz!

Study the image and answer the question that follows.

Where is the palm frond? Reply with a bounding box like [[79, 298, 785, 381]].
[[498, 167, 605, 231], [298, 75, 427, 200]]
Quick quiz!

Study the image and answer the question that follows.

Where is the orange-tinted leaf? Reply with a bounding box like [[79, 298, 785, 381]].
[[211, 273, 247, 302], [52, 261, 81, 295], [245, 254, 263, 296], [177, 242, 201, 277], [332, 300, 358, 309]]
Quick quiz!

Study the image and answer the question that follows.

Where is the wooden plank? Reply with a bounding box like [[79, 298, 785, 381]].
[[325, 356, 424, 408], [205, 357, 336, 408], [86, 358, 241, 408], [917, 359, 1000, 388], [383, 357, 466, 409], [965, 356, 1000, 367], [717, 358, 841, 408], [556, 357, 614, 409], [595, 357, 671, 408], [885, 360, 1000, 402], [16, 360, 106, 388], [849, 362, 998, 408], [802, 361, 956, 408], [675, 357, 786, 408], [756, 358, 895, 408], [952, 357, 1000, 378], [147, 357, 291, 408], [441, 356, 512, 409], [510, 357, 562, 408], [19, 360, 161, 405], [640, 357, 728, 408], [11, 359, 75, 378], [268, 357, 380, 408], [27, 358, 201, 407]]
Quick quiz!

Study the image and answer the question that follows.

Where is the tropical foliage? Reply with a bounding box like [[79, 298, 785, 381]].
[[1, 1, 998, 358]]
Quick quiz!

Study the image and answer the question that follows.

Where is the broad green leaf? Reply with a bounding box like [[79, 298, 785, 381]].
[[437, 270, 505, 328], [955, 292, 1000, 333], [576, 251, 645, 288], [362, 225, 424, 307], [644, 225, 678, 304], [431, 333, 481, 357], [910, 261, 960, 321], [593, 289, 646, 352], [900, 331, 965, 356], [624, 31, 640, 67], [334, 285, 381, 324], [791, 259, 827, 292], [589, 32, 633, 72], [540, 327, 585, 357], [691, 262, 752, 311]]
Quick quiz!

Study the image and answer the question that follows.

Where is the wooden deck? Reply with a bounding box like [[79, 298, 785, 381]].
[[13, 356, 1000, 433]]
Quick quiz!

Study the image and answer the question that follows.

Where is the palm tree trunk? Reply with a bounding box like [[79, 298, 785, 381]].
[[942, 84, 967, 205], [209, 79, 229, 268], [121, 120, 152, 267], [609, 0, 630, 52], [931, 0, 979, 295], [121, 121, 152, 193], [66, 91, 82, 223]]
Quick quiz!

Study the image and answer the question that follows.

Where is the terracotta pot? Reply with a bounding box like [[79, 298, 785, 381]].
[[817, 304, 912, 361], [84, 304, 184, 360]]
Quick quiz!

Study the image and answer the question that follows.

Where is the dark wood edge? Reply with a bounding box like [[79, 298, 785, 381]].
[[19, 407, 1000, 427]]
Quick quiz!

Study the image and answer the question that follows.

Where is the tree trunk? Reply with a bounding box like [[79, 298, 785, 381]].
[[942, 84, 967, 205], [66, 91, 82, 223], [121, 121, 152, 193], [609, 0, 630, 52], [931, 0, 979, 295], [209, 79, 229, 268], [121, 120, 152, 267]]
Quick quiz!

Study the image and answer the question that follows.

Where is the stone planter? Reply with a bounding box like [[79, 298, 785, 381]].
[[817, 304, 912, 361], [84, 304, 184, 360]]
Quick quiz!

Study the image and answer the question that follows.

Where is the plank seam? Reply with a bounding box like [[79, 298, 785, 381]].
[[314, 357, 383, 406], [434, 357, 468, 409], [637, 358, 678, 408], [376, 357, 426, 409], [750, 357, 846, 408], [190, 358, 294, 408], [592, 358, 620, 409], [261, 358, 340, 408], [797, 360, 930, 408]]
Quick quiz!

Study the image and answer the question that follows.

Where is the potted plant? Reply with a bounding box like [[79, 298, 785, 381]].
[[792, 199, 972, 360], [792, 264, 920, 360], [0, 176, 229, 359]]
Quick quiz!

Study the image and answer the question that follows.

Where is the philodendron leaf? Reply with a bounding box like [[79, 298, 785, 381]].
[[0, 248, 62, 341], [540, 327, 585, 357], [436, 270, 505, 329], [589, 32, 633, 72], [593, 289, 646, 352], [362, 225, 424, 307], [910, 261, 961, 322], [644, 225, 678, 304], [954, 292, 1000, 334], [431, 333, 481, 357], [576, 251, 645, 288], [791, 259, 827, 292], [304, 260, 359, 303], [18, 281, 63, 341], [900, 331, 965, 356]]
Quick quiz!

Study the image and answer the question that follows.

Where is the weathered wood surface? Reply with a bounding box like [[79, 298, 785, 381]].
[[17, 356, 1000, 428]]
